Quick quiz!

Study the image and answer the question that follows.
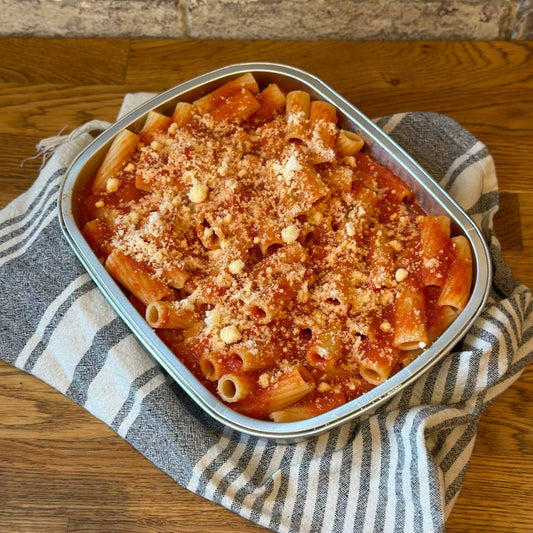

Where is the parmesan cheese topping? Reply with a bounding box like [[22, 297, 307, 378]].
[[84, 89, 444, 421]]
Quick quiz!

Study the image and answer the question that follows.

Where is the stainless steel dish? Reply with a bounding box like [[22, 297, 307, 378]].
[[58, 63, 492, 442]]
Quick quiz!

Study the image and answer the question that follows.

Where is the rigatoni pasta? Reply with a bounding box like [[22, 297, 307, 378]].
[[80, 73, 474, 422]]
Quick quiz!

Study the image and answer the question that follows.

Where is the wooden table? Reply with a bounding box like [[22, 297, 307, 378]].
[[0, 39, 532, 532]]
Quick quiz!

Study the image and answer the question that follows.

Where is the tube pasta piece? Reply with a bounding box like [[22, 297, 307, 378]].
[[270, 392, 346, 422], [92, 129, 139, 193], [379, 165, 415, 203], [82, 219, 113, 259], [145, 300, 195, 329], [237, 365, 315, 419], [199, 352, 241, 381], [217, 373, 256, 403], [418, 215, 452, 287], [368, 225, 396, 289], [171, 101, 193, 126], [306, 329, 343, 372], [437, 235, 473, 311], [208, 88, 261, 123], [309, 101, 338, 163], [283, 163, 328, 219], [140, 110, 172, 140], [359, 345, 398, 385], [246, 272, 301, 324], [393, 277, 428, 351], [161, 267, 189, 289], [230, 342, 280, 371], [324, 166, 353, 193], [193, 72, 260, 115], [253, 83, 286, 120], [285, 90, 311, 142], [336, 130, 364, 157], [428, 304, 459, 343], [315, 270, 351, 311], [105, 251, 173, 306]]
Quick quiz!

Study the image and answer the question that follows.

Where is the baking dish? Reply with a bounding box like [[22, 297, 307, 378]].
[[59, 62, 491, 441]]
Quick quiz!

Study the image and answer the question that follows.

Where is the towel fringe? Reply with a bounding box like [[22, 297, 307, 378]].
[[21, 120, 111, 169]]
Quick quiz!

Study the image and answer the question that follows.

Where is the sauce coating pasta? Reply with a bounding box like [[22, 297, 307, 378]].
[[81, 74, 473, 421]]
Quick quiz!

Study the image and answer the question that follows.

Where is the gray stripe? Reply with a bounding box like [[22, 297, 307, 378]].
[[427, 412, 476, 459], [373, 116, 391, 129], [194, 430, 241, 498], [254, 445, 296, 526], [444, 462, 469, 505], [392, 411, 408, 532], [229, 439, 278, 514], [353, 422, 373, 531], [443, 145, 491, 191], [65, 317, 132, 406], [287, 437, 319, 532], [0, 168, 64, 231], [111, 366, 164, 430], [374, 412, 392, 530], [310, 426, 342, 532], [332, 425, 356, 532], [458, 341, 484, 405], [22, 280, 95, 372], [212, 435, 258, 504], [419, 361, 444, 405], [408, 410, 427, 532], [440, 408, 481, 474], [125, 384, 216, 487], [0, 184, 60, 247], [466, 190, 499, 217], [268, 448, 295, 530], [0, 198, 57, 258]]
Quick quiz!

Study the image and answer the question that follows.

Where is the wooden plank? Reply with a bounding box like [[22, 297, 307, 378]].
[[0, 38, 130, 85], [66, 518, 268, 533], [0, 84, 126, 136], [125, 41, 533, 93], [0, 517, 68, 533]]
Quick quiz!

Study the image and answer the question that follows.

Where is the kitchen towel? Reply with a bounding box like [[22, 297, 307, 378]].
[[1, 94, 532, 533]]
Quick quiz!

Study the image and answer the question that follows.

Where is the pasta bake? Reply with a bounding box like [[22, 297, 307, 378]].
[[81, 73, 473, 422]]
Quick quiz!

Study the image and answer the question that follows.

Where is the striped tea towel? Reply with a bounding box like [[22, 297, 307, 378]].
[[1, 96, 532, 533]]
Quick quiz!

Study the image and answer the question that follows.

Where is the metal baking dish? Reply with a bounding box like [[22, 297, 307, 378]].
[[59, 63, 492, 442]]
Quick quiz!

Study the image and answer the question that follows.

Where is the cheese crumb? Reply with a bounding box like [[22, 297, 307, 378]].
[[124, 162, 136, 172], [389, 239, 402, 252], [220, 325, 242, 344], [418, 341, 427, 349], [380, 321, 392, 333], [258, 373, 270, 388], [317, 382, 331, 393], [205, 307, 223, 328], [188, 183, 209, 203], [106, 177, 121, 193], [281, 225, 300, 244], [94, 200, 105, 208], [395, 268, 409, 282], [228, 259, 245, 275], [345, 221, 356, 237], [168, 122, 178, 135]]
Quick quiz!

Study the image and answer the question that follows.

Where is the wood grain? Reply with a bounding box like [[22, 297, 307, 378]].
[[0, 39, 532, 533]]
